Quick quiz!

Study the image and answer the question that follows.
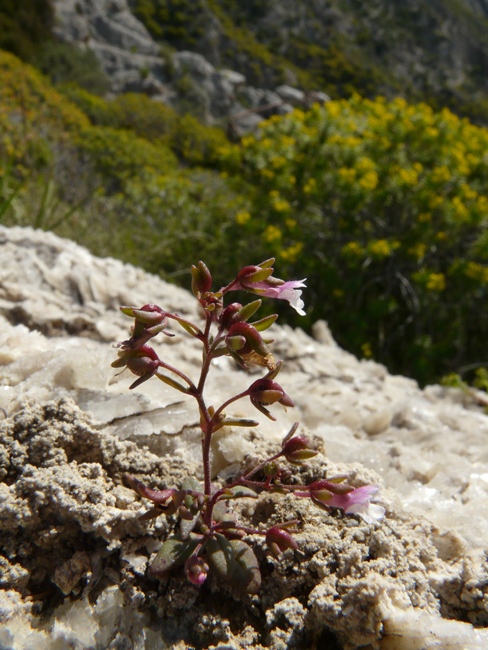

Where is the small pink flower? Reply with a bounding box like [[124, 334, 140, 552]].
[[256, 279, 307, 316], [301, 481, 385, 524], [318, 485, 385, 524], [229, 261, 306, 315]]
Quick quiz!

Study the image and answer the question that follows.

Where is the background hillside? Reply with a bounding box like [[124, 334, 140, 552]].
[[132, 0, 488, 123], [0, 0, 487, 388]]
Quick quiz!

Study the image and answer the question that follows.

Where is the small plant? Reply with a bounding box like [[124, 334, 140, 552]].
[[113, 259, 384, 594]]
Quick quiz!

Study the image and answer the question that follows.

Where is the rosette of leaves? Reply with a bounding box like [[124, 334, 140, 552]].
[[140, 478, 261, 594]]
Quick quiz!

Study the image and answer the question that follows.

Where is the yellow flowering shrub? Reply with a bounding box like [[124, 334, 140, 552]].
[[3, 48, 488, 385], [220, 95, 488, 383]]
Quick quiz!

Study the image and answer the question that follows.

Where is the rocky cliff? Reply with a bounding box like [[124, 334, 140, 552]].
[[52, 0, 329, 132], [51, 0, 488, 126]]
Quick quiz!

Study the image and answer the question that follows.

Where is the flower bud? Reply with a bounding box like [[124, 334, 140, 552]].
[[226, 322, 270, 357], [266, 526, 298, 557], [220, 303, 243, 329], [112, 345, 160, 389], [309, 479, 354, 496], [236, 263, 274, 284], [248, 378, 294, 420], [191, 261, 212, 295], [249, 379, 294, 406], [132, 304, 167, 324], [307, 478, 355, 511], [184, 555, 209, 586], [119, 304, 171, 348], [282, 435, 318, 464]]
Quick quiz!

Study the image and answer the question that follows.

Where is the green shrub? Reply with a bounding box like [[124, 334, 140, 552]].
[[0, 50, 89, 173], [0, 0, 54, 62], [73, 125, 178, 192], [219, 96, 488, 384], [62, 87, 229, 167], [34, 41, 110, 94]]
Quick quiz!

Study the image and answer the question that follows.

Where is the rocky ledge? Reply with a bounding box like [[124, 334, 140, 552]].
[[0, 226, 487, 649]]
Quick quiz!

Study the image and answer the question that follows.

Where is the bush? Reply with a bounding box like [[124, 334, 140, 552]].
[[73, 126, 177, 192], [0, 0, 54, 62], [220, 96, 488, 384], [62, 87, 229, 167], [34, 41, 110, 95], [0, 50, 89, 173]]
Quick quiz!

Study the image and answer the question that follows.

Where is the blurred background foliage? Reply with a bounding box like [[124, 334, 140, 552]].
[[1, 0, 488, 388]]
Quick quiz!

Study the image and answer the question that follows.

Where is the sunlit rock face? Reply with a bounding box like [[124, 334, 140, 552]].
[[1, 226, 487, 649]]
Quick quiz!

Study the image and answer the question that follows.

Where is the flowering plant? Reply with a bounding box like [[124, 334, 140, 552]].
[[113, 259, 383, 593]]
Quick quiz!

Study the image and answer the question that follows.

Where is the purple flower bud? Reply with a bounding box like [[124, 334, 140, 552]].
[[248, 378, 294, 421], [185, 555, 209, 586], [236, 262, 274, 284], [220, 303, 243, 329], [112, 345, 160, 389], [266, 526, 298, 557], [225, 322, 270, 357], [119, 304, 171, 348], [282, 435, 318, 464], [133, 304, 167, 323], [191, 261, 212, 294]]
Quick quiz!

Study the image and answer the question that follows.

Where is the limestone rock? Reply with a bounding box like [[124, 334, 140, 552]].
[[1, 226, 487, 648]]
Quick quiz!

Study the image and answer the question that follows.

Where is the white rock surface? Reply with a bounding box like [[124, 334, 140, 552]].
[[0, 226, 487, 649]]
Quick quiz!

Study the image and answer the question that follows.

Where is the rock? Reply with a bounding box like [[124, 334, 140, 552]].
[[308, 90, 331, 104], [53, 0, 168, 95], [1, 226, 487, 648], [275, 84, 306, 104], [51, 0, 329, 129], [219, 69, 247, 86]]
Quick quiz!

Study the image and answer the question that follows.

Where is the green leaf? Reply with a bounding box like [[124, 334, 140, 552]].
[[156, 372, 189, 393], [238, 299, 262, 322], [177, 319, 201, 337], [212, 499, 229, 523], [180, 512, 201, 539], [219, 486, 258, 500], [221, 417, 259, 428], [150, 536, 199, 576], [206, 534, 261, 594], [251, 314, 278, 331]]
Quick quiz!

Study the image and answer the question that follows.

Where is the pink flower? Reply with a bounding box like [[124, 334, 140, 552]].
[[229, 261, 307, 315], [306, 482, 385, 524], [326, 485, 385, 523], [256, 280, 307, 316]]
